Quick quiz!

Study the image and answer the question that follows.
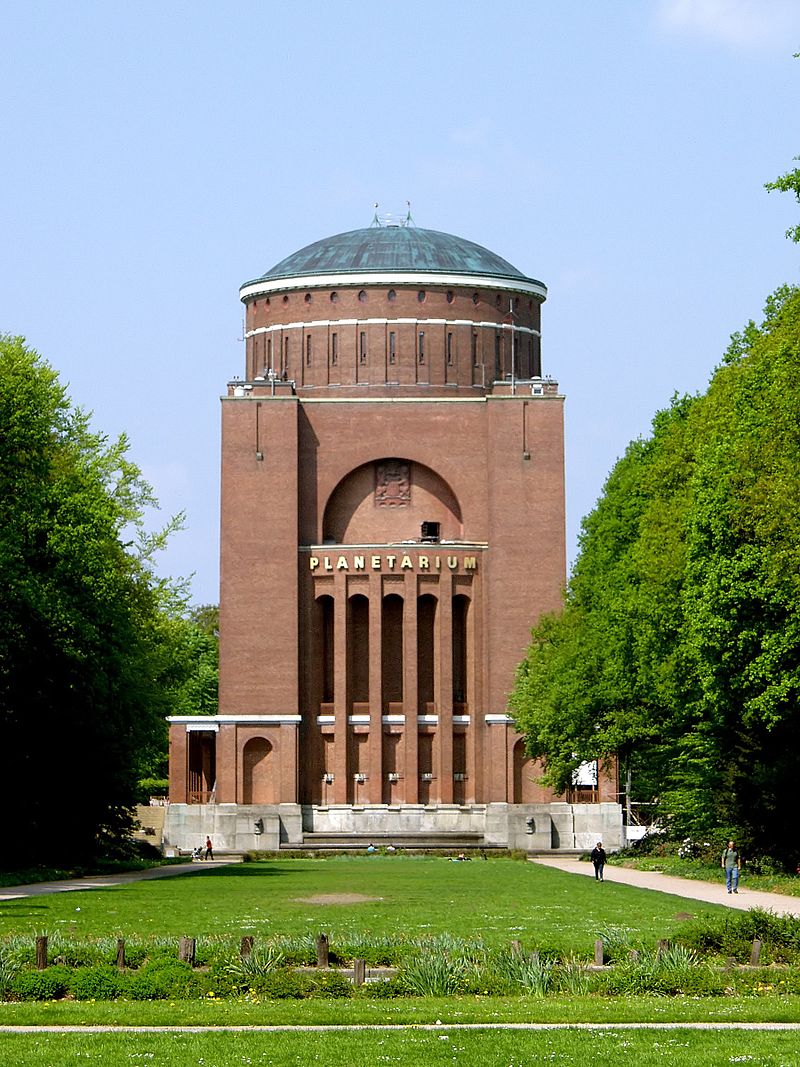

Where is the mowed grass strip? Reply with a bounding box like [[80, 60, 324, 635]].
[[0, 857, 726, 953], [3, 1027, 800, 1066], [3, 994, 800, 1026]]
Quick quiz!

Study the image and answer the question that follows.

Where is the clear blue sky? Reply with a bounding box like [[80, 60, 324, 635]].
[[2, 1, 798, 605]]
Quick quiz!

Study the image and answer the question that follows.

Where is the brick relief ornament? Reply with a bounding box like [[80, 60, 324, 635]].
[[375, 460, 411, 507]]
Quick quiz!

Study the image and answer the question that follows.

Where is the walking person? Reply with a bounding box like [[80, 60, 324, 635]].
[[721, 840, 741, 893], [204, 836, 214, 861], [590, 841, 607, 881]]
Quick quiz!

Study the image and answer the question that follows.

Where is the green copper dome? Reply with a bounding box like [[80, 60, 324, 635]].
[[245, 226, 542, 287]]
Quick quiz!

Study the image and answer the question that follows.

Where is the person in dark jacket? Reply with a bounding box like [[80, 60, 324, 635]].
[[590, 841, 607, 881]]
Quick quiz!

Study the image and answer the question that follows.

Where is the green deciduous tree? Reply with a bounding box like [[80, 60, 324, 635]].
[[512, 287, 800, 865], [0, 335, 197, 866]]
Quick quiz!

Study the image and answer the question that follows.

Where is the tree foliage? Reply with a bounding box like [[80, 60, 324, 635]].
[[0, 336, 210, 866], [511, 287, 800, 865]]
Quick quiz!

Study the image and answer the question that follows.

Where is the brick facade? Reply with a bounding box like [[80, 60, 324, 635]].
[[165, 224, 621, 852]]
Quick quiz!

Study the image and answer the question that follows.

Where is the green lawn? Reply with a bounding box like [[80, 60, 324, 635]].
[[2, 994, 800, 1026], [0, 856, 725, 957], [2, 1027, 800, 1066]]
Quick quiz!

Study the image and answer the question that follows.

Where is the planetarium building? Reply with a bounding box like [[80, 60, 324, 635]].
[[164, 217, 621, 852]]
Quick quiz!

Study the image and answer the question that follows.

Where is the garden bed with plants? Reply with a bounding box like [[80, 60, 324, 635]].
[[4, 908, 800, 1002]]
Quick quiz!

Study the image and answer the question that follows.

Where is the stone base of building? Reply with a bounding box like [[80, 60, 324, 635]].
[[162, 801, 622, 854], [162, 803, 304, 854]]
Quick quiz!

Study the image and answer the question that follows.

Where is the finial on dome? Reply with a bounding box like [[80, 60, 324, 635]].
[[370, 203, 381, 227]]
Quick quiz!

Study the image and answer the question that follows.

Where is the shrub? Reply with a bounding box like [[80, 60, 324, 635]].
[[126, 960, 202, 1000], [69, 964, 123, 1001], [249, 968, 308, 999], [308, 971, 353, 998], [677, 908, 800, 963], [11, 965, 71, 1001]]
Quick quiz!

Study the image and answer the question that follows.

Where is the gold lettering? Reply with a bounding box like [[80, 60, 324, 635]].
[[464, 556, 477, 571], [353, 555, 365, 570], [447, 556, 458, 570], [324, 556, 333, 571], [336, 555, 349, 570], [387, 554, 396, 569], [309, 556, 320, 571], [371, 555, 381, 570], [435, 556, 441, 569], [419, 555, 429, 570], [400, 554, 413, 569]]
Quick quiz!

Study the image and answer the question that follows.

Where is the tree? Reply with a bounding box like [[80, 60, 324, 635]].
[[511, 287, 800, 864], [0, 335, 189, 866]]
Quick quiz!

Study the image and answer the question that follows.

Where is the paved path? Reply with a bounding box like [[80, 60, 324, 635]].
[[532, 855, 800, 915], [0, 859, 238, 902]]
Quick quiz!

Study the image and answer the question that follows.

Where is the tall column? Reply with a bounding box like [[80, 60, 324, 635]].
[[403, 573, 419, 803], [168, 725, 188, 804], [465, 587, 478, 804], [332, 573, 348, 805], [367, 573, 383, 804], [437, 572, 454, 803]]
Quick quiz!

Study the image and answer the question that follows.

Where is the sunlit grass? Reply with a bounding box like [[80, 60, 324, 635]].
[[0, 856, 727, 958], [3, 1026, 800, 1066]]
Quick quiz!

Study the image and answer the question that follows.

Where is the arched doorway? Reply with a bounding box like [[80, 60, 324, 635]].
[[243, 738, 274, 804]]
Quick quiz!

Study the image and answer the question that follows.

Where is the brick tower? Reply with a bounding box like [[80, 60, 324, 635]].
[[165, 218, 621, 853]]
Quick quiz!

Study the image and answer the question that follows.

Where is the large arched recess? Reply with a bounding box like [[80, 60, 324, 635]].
[[322, 458, 463, 544]]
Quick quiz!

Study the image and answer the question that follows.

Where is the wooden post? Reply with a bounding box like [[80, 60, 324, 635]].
[[35, 936, 48, 971], [353, 958, 366, 986], [179, 937, 196, 966], [750, 939, 762, 966], [116, 939, 126, 972], [316, 933, 329, 969], [594, 938, 604, 966], [240, 936, 254, 959]]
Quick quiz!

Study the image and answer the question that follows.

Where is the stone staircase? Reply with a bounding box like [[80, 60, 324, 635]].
[[293, 831, 499, 852], [133, 804, 167, 848]]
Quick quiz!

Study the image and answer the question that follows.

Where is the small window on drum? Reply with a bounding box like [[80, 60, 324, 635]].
[[417, 290, 426, 303], [283, 294, 289, 304], [330, 291, 339, 303], [389, 331, 396, 364], [304, 292, 312, 304], [472, 292, 479, 305], [358, 290, 367, 303], [446, 291, 454, 304], [387, 289, 396, 302], [418, 330, 425, 363]]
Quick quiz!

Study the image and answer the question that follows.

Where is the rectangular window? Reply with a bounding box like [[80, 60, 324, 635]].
[[359, 331, 367, 364], [331, 332, 338, 365], [389, 331, 396, 364], [447, 332, 454, 366], [472, 331, 478, 366], [284, 335, 290, 373], [306, 334, 312, 366], [418, 330, 425, 364], [494, 331, 502, 379], [267, 336, 272, 367]]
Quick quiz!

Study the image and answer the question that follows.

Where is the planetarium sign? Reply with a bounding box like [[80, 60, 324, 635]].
[[308, 551, 479, 574]]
